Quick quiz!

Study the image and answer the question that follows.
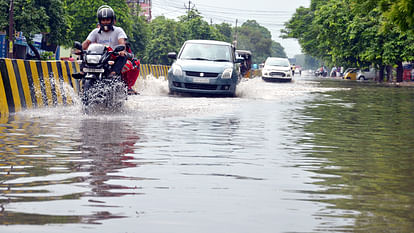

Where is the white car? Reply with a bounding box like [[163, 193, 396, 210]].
[[357, 68, 376, 80], [261, 57, 292, 82]]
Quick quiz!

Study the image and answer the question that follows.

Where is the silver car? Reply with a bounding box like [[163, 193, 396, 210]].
[[357, 68, 376, 80], [167, 40, 242, 97]]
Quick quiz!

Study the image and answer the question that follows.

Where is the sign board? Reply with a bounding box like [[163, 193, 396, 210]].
[[0, 32, 6, 58]]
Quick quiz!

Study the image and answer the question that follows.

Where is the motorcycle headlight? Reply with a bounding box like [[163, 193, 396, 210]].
[[222, 68, 233, 79], [172, 64, 183, 77], [86, 55, 101, 64]]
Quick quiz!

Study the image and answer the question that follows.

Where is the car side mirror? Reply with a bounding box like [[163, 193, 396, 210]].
[[168, 52, 177, 59], [74, 41, 83, 51]]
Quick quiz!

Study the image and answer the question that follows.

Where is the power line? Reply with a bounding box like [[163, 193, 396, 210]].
[[152, 0, 291, 36], [195, 2, 293, 14]]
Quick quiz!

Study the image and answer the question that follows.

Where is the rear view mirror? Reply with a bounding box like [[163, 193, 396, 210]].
[[168, 52, 177, 59], [74, 41, 83, 50], [114, 45, 125, 52]]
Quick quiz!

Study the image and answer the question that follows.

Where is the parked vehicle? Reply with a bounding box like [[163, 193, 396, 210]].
[[167, 40, 242, 97], [236, 50, 252, 78], [357, 68, 376, 80], [343, 68, 358, 80], [72, 42, 128, 113], [314, 66, 328, 77], [261, 57, 292, 82]]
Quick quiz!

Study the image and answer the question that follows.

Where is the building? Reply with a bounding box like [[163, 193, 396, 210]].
[[126, 0, 152, 21]]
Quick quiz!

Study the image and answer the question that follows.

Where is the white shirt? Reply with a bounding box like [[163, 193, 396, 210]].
[[86, 26, 127, 48]]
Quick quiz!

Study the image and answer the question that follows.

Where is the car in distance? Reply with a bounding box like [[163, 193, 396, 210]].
[[343, 68, 358, 80], [167, 40, 242, 97], [357, 67, 376, 80], [261, 57, 292, 82]]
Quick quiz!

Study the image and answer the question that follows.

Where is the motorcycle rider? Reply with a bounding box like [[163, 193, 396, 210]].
[[82, 5, 138, 95]]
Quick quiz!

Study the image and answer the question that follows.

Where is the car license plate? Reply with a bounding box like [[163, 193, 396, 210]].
[[192, 77, 210, 83], [83, 68, 104, 73]]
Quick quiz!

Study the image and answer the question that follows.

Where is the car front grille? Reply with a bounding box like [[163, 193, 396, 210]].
[[184, 83, 218, 90], [270, 72, 286, 77], [186, 71, 219, 77]]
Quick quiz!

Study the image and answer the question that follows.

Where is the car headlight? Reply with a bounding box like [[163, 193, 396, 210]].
[[222, 68, 233, 79], [262, 69, 269, 76], [86, 55, 101, 64], [172, 64, 183, 77]]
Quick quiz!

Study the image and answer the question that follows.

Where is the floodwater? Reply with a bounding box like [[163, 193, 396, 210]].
[[0, 73, 413, 233]]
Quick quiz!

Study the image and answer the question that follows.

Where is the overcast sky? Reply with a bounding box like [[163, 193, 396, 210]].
[[151, 0, 310, 57]]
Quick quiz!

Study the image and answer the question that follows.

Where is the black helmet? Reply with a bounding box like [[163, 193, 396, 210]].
[[97, 5, 115, 32]]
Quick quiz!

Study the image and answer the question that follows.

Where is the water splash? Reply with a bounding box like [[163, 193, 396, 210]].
[[236, 77, 348, 100], [133, 75, 169, 96]]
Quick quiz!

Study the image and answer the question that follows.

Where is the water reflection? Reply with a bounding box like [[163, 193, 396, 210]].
[[1, 78, 414, 232], [0, 115, 142, 225], [78, 119, 141, 199], [293, 81, 414, 232]]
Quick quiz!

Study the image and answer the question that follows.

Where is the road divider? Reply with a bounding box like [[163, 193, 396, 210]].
[[0, 58, 80, 115], [0, 59, 170, 116], [139, 64, 170, 79]]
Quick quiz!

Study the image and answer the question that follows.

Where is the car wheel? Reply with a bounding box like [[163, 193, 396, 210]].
[[358, 76, 366, 80]]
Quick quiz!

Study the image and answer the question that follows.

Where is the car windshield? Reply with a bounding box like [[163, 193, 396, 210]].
[[180, 43, 232, 62], [265, 58, 289, 67]]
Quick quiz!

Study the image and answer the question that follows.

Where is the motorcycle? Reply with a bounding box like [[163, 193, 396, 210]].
[[314, 67, 328, 77], [72, 42, 128, 113]]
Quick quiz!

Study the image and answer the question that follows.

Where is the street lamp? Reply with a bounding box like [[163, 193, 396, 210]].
[[8, 0, 14, 59]]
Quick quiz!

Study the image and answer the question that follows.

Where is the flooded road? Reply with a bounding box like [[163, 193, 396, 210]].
[[1, 74, 413, 232]]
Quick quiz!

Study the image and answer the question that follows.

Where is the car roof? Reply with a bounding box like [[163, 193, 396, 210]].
[[185, 40, 232, 46], [236, 50, 252, 55], [266, 57, 288, 60]]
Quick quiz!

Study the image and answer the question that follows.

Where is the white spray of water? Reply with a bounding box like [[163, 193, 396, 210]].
[[17, 75, 349, 121], [133, 75, 170, 96], [236, 77, 345, 100]]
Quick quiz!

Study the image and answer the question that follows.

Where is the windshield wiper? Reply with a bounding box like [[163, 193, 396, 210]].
[[188, 57, 209, 61], [213, 59, 230, 62]]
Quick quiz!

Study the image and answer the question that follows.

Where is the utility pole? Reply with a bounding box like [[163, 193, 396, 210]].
[[233, 19, 238, 48], [8, 0, 14, 59], [184, 1, 194, 20]]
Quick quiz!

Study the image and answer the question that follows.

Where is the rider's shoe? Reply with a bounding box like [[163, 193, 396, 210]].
[[128, 88, 139, 95], [72, 73, 85, 79]]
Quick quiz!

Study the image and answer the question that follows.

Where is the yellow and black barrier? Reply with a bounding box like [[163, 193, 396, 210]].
[[139, 64, 170, 80], [0, 60, 169, 116], [0, 58, 80, 115]]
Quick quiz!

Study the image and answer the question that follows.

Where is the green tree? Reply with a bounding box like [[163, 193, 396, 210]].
[[237, 20, 272, 64], [125, 4, 149, 58], [282, 6, 325, 61], [271, 41, 287, 58], [214, 23, 233, 43], [65, 0, 133, 45], [378, 0, 414, 32], [144, 16, 184, 65], [0, 0, 49, 43], [178, 9, 221, 41], [34, 0, 70, 46], [283, 0, 414, 81]]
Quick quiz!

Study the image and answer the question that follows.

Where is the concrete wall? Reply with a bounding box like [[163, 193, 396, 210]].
[[0, 58, 80, 115]]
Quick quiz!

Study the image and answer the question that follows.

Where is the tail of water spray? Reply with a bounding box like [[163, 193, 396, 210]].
[[133, 75, 169, 96]]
